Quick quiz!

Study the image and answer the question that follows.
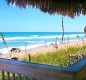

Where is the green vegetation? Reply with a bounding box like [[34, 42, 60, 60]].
[[0, 71, 31, 80], [1, 45, 86, 80], [22, 45, 86, 67]]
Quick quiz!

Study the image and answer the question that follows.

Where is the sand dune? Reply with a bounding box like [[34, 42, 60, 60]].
[[1, 40, 86, 59]]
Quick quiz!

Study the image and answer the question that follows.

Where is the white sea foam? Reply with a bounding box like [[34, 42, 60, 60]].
[[24, 41, 34, 43], [0, 38, 84, 54], [0, 42, 50, 54], [31, 35, 39, 37], [25, 40, 45, 43], [0, 34, 85, 42], [0, 41, 60, 54], [62, 34, 85, 38], [0, 47, 13, 54]]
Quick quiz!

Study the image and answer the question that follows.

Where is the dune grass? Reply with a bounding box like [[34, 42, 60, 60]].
[[0, 45, 86, 80], [22, 45, 86, 67]]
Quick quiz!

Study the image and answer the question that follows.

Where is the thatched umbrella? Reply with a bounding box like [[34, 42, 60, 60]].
[[6, 0, 86, 18]]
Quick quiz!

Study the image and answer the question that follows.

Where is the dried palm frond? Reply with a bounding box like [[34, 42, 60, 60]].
[[6, 0, 86, 18], [0, 32, 11, 58]]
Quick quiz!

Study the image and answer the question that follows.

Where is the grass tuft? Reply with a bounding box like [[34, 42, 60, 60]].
[[22, 45, 86, 67]]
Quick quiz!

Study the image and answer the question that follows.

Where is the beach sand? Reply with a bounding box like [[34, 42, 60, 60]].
[[1, 40, 86, 59]]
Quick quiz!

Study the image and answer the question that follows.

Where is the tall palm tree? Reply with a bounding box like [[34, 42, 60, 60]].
[[62, 17, 64, 41]]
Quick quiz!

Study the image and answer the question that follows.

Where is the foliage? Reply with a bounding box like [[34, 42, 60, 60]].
[[68, 48, 86, 65], [22, 45, 86, 67]]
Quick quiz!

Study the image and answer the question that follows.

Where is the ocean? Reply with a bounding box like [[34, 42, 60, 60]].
[[0, 32, 85, 54]]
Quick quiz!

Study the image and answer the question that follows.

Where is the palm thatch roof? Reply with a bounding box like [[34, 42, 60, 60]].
[[6, 0, 86, 18]]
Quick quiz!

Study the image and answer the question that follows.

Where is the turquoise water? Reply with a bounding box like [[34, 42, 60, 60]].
[[0, 32, 85, 48], [0, 32, 85, 53]]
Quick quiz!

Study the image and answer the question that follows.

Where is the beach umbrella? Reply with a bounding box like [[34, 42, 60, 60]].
[[6, 0, 86, 18]]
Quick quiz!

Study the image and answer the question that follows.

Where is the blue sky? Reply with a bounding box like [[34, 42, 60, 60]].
[[0, 0, 86, 32]]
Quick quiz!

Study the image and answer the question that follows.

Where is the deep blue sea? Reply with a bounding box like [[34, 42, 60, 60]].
[[0, 32, 85, 54]]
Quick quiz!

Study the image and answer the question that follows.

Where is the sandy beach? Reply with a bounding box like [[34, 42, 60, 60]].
[[1, 39, 86, 60]]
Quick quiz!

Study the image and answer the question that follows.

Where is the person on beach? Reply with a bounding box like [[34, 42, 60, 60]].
[[55, 37, 58, 48]]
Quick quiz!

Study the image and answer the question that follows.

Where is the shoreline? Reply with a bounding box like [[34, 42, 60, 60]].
[[1, 40, 86, 59]]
